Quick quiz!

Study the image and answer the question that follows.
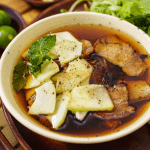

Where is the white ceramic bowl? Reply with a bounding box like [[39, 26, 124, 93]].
[[1, 12, 150, 144]]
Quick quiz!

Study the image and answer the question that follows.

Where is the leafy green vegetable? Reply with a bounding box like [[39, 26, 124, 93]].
[[28, 35, 56, 77], [60, 9, 68, 13], [148, 26, 150, 36], [118, 0, 150, 34], [13, 34, 56, 92], [64, 0, 150, 36], [118, 2, 142, 18], [140, 0, 150, 14], [13, 61, 28, 93], [68, 0, 90, 12], [90, 0, 120, 16]]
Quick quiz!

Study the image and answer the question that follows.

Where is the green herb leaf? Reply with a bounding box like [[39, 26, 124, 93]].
[[90, 0, 120, 15], [13, 34, 56, 92], [28, 34, 56, 77], [140, 0, 150, 14], [66, 0, 150, 36], [28, 35, 56, 65], [13, 61, 28, 93], [118, 1, 143, 19], [117, 0, 150, 34], [68, 0, 92, 12], [147, 26, 150, 36], [28, 65, 39, 78], [60, 9, 68, 13]]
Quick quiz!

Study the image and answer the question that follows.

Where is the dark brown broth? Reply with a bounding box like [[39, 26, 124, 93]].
[[14, 24, 150, 137]]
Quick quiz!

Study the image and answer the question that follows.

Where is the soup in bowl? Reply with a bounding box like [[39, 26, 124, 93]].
[[1, 12, 150, 144]]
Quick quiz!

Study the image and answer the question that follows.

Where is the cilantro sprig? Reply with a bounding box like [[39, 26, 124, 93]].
[[13, 34, 56, 92]]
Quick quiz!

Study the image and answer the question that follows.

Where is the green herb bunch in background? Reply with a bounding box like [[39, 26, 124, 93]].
[[62, 0, 150, 36]]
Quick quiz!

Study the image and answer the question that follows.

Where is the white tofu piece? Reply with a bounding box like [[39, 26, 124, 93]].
[[46, 91, 71, 129], [55, 40, 82, 63], [68, 84, 114, 112], [56, 59, 93, 93], [28, 80, 56, 115]]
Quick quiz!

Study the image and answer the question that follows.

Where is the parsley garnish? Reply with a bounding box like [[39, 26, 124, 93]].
[[13, 34, 56, 92]]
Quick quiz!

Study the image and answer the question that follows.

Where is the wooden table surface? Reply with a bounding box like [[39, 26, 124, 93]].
[[0, 0, 42, 25]]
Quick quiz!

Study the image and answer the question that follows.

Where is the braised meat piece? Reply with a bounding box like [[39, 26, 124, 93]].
[[94, 35, 148, 76], [34, 115, 53, 129], [89, 53, 125, 87], [102, 120, 122, 129], [81, 39, 94, 58], [28, 93, 36, 106], [95, 82, 135, 119], [127, 80, 150, 103], [89, 54, 107, 85]]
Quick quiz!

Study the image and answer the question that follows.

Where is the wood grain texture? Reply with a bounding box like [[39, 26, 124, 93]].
[[2, 103, 32, 150], [0, 130, 14, 150], [22, 9, 42, 24], [0, 0, 31, 14], [32, 0, 87, 23]]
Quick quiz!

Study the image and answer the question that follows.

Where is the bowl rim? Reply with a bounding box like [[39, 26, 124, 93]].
[[1, 12, 150, 144]]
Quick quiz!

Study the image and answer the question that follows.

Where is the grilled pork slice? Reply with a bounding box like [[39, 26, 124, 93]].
[[94, 35, 148, 76], [95, 82, 135, 119], [81, 40, 94, 58], [89, 53, 126, 87], [102, 120, 122, 129], [89, 54, 108, 85], [28, 93, 36, 106], [127, 80, 150, 103]]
